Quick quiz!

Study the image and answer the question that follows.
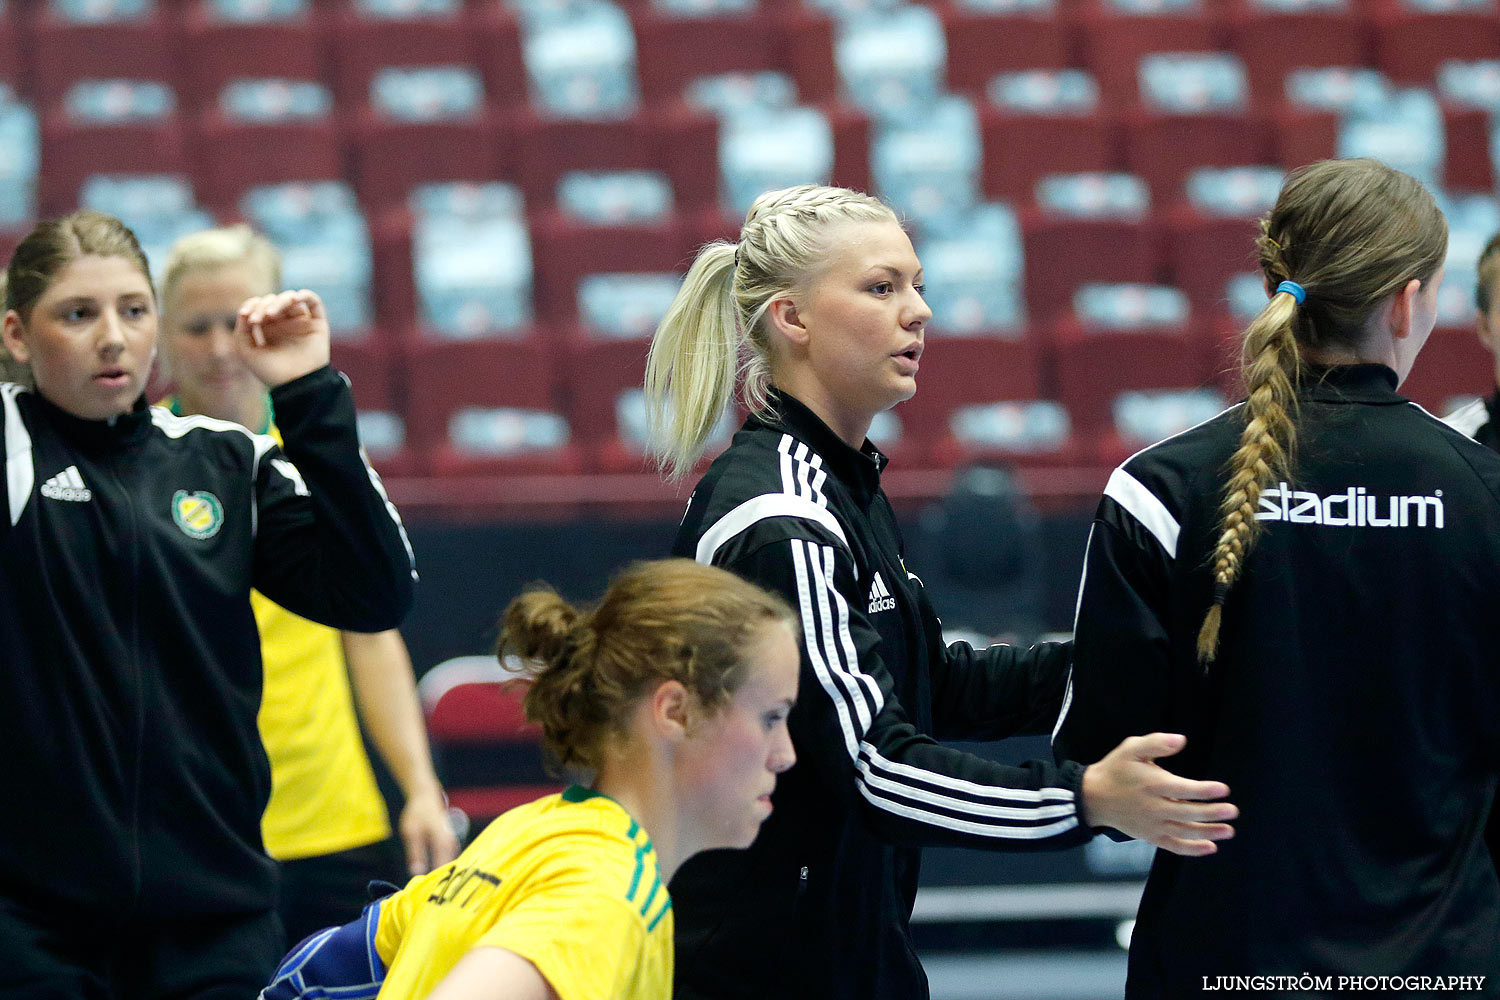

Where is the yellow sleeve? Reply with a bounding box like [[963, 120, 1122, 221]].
[[373, 866, 448, 968], [476, 876, 652, 1000]]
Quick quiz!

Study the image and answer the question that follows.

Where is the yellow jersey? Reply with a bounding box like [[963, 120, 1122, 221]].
[[374, 787, 673, 1000], [162, 396, 391, 859]]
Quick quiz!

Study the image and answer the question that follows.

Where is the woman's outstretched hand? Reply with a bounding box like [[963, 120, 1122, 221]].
[[1080, 733, 1237, 857], [235, 289, 332, 389]]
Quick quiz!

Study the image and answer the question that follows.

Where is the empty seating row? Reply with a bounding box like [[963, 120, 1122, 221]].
[[3, 0, 1496, 113], [330, 318, 1496, 483]]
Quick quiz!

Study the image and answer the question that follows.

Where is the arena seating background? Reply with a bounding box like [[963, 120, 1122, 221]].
[[6, 0, 1500, 991], [2, 0, 1498, 517]]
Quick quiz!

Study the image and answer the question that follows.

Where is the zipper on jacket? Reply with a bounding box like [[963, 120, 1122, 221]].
[[114, 464, 146, 913]]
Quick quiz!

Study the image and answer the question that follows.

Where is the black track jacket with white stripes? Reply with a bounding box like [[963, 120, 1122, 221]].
[[670, 391, 1090, 1000], [0, 366, 415, 921], [1055, 365, 1500, 997]]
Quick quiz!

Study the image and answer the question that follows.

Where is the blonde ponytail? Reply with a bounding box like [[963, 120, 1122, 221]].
[[645, 242, 739, 479]]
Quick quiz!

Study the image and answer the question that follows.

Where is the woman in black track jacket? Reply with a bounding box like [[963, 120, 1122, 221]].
[[1055, 159, 1500, 997], [0, 212, 416, 999], [643, 185, 1239, 1000]]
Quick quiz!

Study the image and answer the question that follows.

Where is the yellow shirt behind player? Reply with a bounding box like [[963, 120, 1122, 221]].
[[262, 559, 800, 1000], [375, 788, 671, 1000]]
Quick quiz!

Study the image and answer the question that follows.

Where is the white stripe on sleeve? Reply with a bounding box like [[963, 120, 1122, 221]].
[[3, 384, 34, 526], [1103, 468, 1180, 558]]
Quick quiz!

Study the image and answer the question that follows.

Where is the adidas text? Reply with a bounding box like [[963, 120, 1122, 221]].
[[41, 466, 92, 503], [868, 572, 897, 614], [1256, 483, 1443, 529]]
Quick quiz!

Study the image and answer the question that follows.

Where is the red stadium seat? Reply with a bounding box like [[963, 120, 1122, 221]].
[[0, 16, 26, 95], [1071, 4, 1223, 110], [560, 331, 652, 472], [194, 105, 343, 212], [1224, 5, 1371, 108], [1269, 105, 1340, 170], [937, 3, 1074, 95], [323, 3, 522, 110], [779, 7, 840, 105], [371, 205, 419, 333], [1368, 2, 1500, 85], [1401, 326, 1495, 414], [632, 7, 780, 106], [508, 109, 719, 215], [979, 108, 1121, 204], [347, 107, 507, 216], [180, 2, 325, 112], [39, 109, 192, 214], [419, 657, 562, 830], [1052, 315, 1216, 440], [1121, 110, 1275, 205], [1160, 206, 1261, 316], [1443, 106, 1495, 193], [528, 209, 693, 326], [1020, 208, 1162, 326], [898, 335, 1046, 445], [31, 9, 182, 106]]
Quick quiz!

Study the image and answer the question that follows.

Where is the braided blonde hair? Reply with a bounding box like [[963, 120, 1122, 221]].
[[1197, 158, 1448, 664], [645, 184, 898, 478]]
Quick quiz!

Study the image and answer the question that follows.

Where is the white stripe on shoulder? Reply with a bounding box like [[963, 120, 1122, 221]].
[[1440, 397, 1488, 440], [696, 492, 849, 564], [1103, 468, 1180, 558], [150, 406, 278, 461], [3, 383, 34, 526]]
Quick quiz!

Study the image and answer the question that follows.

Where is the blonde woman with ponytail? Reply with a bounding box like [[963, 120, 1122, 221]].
[[648, 184, 1238, 1000], [1056, 158, 1500, 995], [263, 559, 800, 1000]]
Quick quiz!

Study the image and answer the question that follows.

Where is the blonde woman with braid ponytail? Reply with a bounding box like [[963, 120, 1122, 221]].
[[263, 559, 801, 1000], [652, 184, 1239, 1000], [1056, 158, 1500, 996]]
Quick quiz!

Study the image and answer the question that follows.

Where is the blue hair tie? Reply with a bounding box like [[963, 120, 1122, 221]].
[[1276, 280, 1306, 304]]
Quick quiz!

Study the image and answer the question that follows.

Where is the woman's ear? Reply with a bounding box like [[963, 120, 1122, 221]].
[[1389, 277, 1422, 341], [766, 296, 810, 349], [2, 310, 29, 364], [646, 679, 693, 743]]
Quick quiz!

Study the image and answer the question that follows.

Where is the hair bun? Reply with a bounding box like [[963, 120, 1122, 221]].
[[502, 588, 585, 669]]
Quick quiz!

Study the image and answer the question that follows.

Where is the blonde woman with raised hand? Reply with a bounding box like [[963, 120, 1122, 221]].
[[645, 184, 1238, 1000], [1055, 158, 1500, 996], [261, 558, 800, 1000], [158, 225, 459, 948]]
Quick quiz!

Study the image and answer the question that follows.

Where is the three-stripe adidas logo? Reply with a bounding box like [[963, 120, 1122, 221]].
[[867, 571, 896, 614], [41, 465, 92, 503]]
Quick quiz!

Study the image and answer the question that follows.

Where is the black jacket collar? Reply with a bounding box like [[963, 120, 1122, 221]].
[[1300, 364, 1403, 404], [33, 390, 154, 452], [754, 389, 887, 504]]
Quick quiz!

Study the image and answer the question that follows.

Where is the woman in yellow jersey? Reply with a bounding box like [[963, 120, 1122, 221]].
[[158, 225, 460, 945], [262, 558, 801, 1000]]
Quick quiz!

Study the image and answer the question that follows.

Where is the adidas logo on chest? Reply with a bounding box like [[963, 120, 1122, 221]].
[[41, 465, 92, 502], [867, 571, 897, 614]]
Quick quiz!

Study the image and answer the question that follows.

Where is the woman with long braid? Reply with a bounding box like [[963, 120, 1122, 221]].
[[1055, 158, 1500, 996]]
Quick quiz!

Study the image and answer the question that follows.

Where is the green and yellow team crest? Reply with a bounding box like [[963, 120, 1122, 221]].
[[173, 490, 224, 540]]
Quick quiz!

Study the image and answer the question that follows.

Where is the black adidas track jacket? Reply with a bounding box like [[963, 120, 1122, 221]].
[[670, 391, 1090, 1000], [0, 367, 415, 921], [1056, 365, 1500, 997]]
